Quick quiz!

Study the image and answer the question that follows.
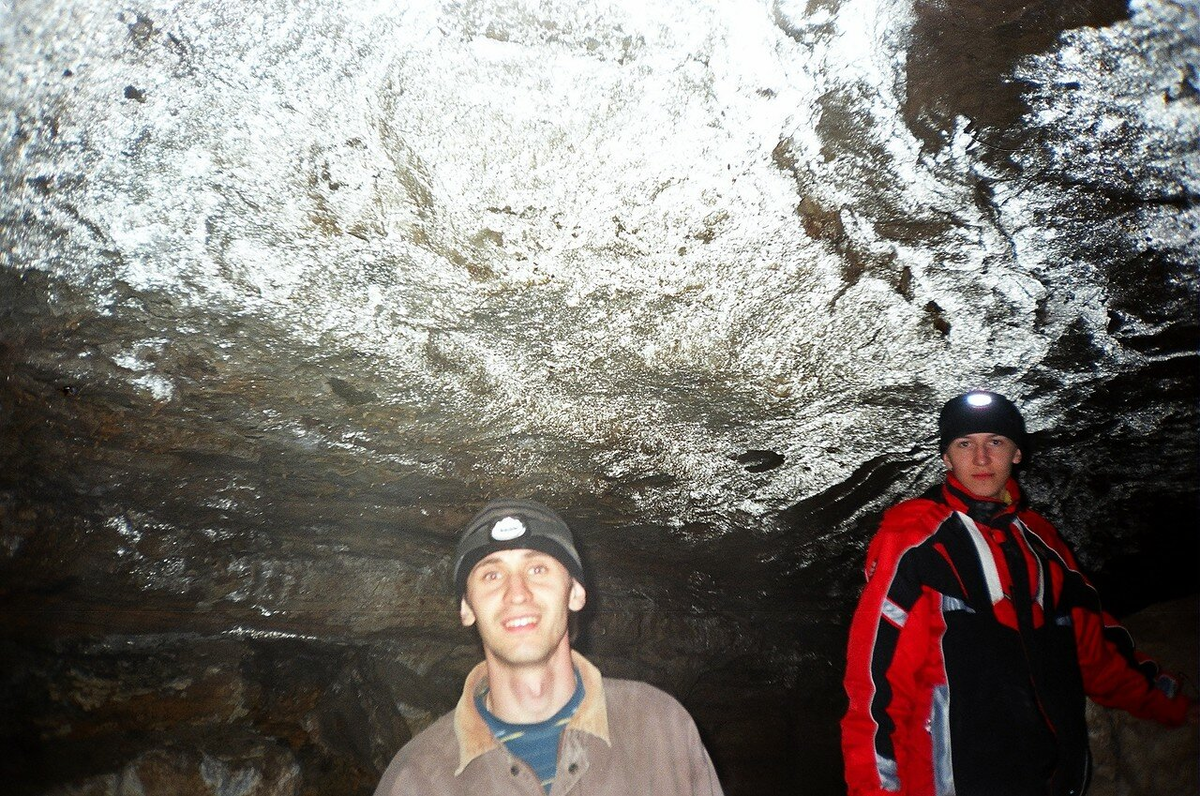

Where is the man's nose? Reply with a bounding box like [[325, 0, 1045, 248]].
[[505, 574, 531, 603], [972, 443, 990, 466]]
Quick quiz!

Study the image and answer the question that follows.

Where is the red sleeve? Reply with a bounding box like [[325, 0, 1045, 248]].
[[1070, 606, 1190, 724], [1022, 512, 1192, 726], [841, 501, 943, 796]]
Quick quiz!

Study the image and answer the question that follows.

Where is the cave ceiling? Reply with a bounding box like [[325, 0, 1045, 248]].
[[1, 0, 1198, 794]]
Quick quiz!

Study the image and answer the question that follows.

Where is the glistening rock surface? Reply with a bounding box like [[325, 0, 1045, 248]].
[[1, 1, 1197, 794]]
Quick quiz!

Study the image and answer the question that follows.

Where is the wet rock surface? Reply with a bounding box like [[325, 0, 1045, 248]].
[[2, 1, 1197, 794]]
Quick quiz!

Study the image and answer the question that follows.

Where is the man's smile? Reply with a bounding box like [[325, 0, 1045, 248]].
[[503, 615, 539, 630]]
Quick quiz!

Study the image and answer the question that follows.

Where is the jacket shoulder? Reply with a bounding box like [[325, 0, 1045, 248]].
[[1016, 507, 1076, 565], [603, 678, 690, 712], [1017, 505, 1057, 535], [858, 496, 954, 582], [876, 496, 951, 542], [601, 678, 701, 730]]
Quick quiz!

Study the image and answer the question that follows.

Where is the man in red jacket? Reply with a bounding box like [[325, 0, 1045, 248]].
[[841, 391, 1195, 796]]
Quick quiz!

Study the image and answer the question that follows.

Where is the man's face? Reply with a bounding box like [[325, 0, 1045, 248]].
[[460, 548, 585, 671], [942, 433, 1022, 500]]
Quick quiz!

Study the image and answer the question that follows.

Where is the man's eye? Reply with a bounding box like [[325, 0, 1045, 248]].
[[530, 564, 547, 575], [481, 571, 500, 581]]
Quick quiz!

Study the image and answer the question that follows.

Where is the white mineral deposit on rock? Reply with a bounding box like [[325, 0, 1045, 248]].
[[1, 2, 1196, 794]]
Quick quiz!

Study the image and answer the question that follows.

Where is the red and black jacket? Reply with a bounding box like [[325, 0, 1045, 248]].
[[841, 475, 1190, 796]]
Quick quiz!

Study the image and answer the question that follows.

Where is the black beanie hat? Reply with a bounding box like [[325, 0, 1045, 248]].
[[454, 499, 585, 596], [938, 391, 1027, 454]]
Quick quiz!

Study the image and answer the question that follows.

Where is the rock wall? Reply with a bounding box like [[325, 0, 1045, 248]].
[[2, 1, 1197, 794], [1086, 597, 1199, 796]]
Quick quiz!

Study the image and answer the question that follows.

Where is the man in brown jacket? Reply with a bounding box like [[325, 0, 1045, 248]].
[[372, 498, 725, 796]]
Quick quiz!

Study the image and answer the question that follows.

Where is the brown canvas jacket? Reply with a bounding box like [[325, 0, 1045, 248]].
[[373, 651, 724, 796]]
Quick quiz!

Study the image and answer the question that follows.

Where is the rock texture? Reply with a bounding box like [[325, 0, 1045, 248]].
[[1, 1, 1197, 794], [1086, 596, 1199, 796]]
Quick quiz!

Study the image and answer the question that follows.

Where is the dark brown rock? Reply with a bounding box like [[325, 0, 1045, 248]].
[[1, 2, 1196, 795]]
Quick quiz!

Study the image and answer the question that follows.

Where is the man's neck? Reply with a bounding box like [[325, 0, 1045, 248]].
[[483, 640, 577, 724], [944, 473, 1019, 527], [946, 472, 1016, 504]]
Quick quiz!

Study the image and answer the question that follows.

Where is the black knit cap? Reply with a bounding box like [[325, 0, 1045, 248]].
[[453, 499, 585, 596], [938, 390, 1027, 454]]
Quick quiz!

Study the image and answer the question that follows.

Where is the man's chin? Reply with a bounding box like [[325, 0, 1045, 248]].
[[488, 649, 557, 670], [483, 632, 572, 671]]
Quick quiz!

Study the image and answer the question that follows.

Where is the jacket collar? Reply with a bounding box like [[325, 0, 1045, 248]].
[[943, 473, 1021, 528], [453, 649, 611, 775]]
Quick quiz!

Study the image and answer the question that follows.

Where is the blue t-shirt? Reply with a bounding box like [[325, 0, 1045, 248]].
[[477, 669, 585, 794]]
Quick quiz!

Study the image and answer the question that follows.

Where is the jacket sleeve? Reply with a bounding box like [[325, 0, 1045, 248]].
[[371, 749, 415, 796], [1024, 512, 1192, 726], [841, 505, 938, 796], [628, 685, 725, 796], [679, 704, 725, 796]]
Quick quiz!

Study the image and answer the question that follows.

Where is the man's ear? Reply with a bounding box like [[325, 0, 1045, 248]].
[[568, 580, 586, 612], [460, 597, 476, 627], [941, 451, 952, 469], [1012, 448, 1023, 465]]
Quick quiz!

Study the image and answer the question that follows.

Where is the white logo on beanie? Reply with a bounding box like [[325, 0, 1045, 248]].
[[490, 516, 527, 541]]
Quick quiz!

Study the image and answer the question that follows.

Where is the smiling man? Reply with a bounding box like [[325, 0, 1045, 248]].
[[841, 391, 1195, 796], [373, 498, 724, 796]]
